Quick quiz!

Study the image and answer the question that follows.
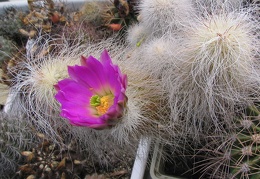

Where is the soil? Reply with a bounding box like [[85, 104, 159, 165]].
[[14, 137, 135, 179]]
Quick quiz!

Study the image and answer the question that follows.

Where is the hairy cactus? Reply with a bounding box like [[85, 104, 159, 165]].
[[138, 0, 194, 35], [0, 112, 35, 178]]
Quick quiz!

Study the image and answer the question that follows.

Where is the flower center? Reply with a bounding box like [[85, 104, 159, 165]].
[[90, 94, 114, 116]]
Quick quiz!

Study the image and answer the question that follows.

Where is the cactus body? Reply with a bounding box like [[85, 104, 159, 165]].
[[229, 106, 260, 178], [196, 106, 260, 179], [0, 113, 35, 178], [0, 36, 17, 68]]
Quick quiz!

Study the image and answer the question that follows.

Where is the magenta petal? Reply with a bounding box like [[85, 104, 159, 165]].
[[61, 104, 89, 117], [56, 78, 73, 88], [84, 56, 108, 85], [122, 74, 128, 90], [70, 66, 107, 95], [61, 109, 95, 123], [67, 66, 84, 84], [100, 49, 112, 64], [55, 80, 93, 105], [100, 63, 122, 93], [61, 111, 107, 128], [54, 84, 60, 91]]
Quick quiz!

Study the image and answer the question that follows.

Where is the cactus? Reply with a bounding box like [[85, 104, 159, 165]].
[[79, 1, 104, 22], [0, 7, 26, 46], [194, 0, 244, 13], [228, 106, 260, 179], [0, 36, 17, 68], [195, 105, 260, 179], [125, 0, 260, 143], [162, 4, 259, 139], [0, 112, 35, 178], [138, 0, 194, 35]]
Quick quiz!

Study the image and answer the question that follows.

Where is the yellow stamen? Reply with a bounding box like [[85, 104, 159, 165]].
[[95, 95, 114, 116]]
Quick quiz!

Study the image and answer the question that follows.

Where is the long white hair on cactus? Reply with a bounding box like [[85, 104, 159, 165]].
[[138, 36, 180, 78], [193, 133, 235, 179], [11, 36, 85, 108], [194, 0, 244, 12], [138, 0, 194, 35], [163, 7, 260, 137], [8, 34, 85, 143], [111, 63, 167, 144], [126, 23, 150, 47]]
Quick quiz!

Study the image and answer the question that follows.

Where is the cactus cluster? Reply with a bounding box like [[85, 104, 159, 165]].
[[124, 0, 260, 178], [0, 112, 35, 178], [0, 0, 259, 178], [126, 0, 260, 138]]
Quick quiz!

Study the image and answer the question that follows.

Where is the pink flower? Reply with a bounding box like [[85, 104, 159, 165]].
[[55, 50, 127, 129]]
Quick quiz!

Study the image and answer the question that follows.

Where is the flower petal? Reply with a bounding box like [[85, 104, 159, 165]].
[[55, 79, 93, 105], [61, 110, 107, 128]]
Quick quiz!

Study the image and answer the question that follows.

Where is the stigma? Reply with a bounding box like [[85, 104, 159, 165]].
[[90, 94, 114, 116]]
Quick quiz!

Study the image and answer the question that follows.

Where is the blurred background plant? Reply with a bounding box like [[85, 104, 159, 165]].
[[0, 112, 37, 178], [0, 0, 118, 104], [102, 0, 139, 31], [0, 7, 26, 86], [0, 36, 17, 69], [0, 7, 27, 46]]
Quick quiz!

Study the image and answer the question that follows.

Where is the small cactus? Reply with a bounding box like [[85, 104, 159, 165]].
[[195, 105, 260, 179], [0, 112, 35, 178], [229, 106, 260, 179]]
